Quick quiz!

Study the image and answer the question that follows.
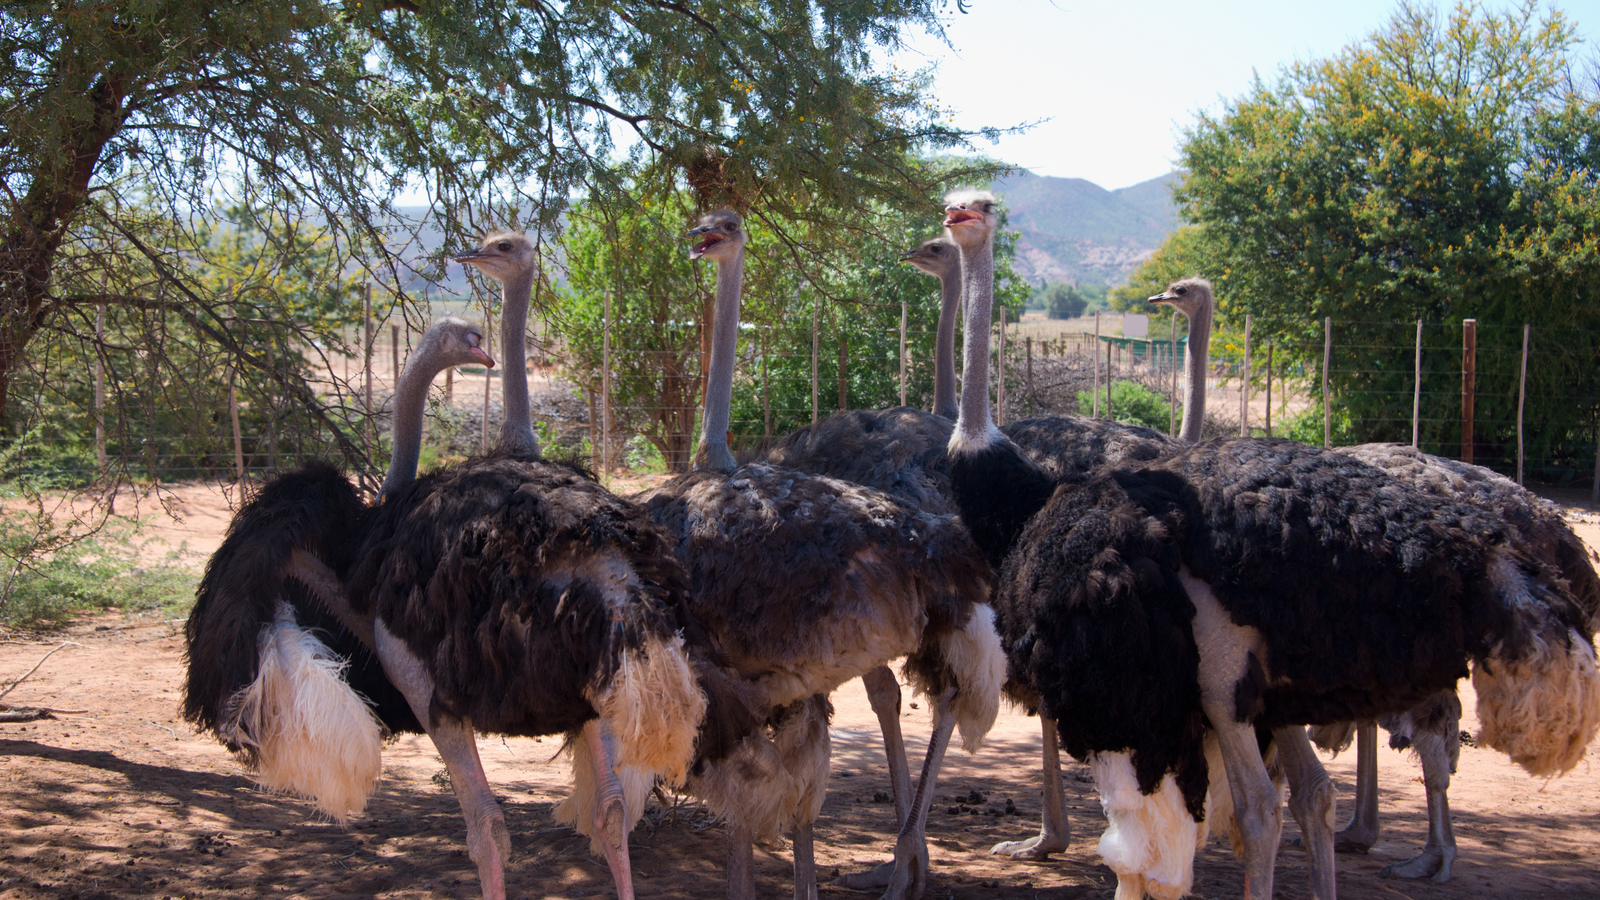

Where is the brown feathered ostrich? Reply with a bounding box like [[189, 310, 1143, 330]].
[[1152, 279, 1600, 884], [183, 317, 493, 820], [335, 233, 734, 900], [645, 209, 1004, 900], [940, 188, 1600, 900]]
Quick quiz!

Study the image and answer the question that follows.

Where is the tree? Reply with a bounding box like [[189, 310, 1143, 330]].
[[1045, 283, 1086, 319], [1, 0, 994, 480], [1174, 1, 1600, 469]]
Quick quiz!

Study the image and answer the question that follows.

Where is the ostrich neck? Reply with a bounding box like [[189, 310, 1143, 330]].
[[379, 340, 449, 499], [1179, 300, 1212, 444], [497, 268, 540, 456], [695, 246, 742, 473], [933, 270, 961, 420], [952, 237, 999, 451]]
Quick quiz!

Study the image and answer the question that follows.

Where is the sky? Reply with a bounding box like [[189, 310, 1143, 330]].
[[897, 0, 1600, 190]]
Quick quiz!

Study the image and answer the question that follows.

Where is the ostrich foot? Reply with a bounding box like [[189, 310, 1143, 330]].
[[1332, 821, 1377, 853], [988, 832, 1068, 860], [1380, 846, 1453, 883], [830, 861, 895, 891]]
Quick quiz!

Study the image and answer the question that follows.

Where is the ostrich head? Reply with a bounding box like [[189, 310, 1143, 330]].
[[900, 236, 959, 280], [453, 231, 537, 281], [1148, 277, 1214, 318], [686, 208, 745, 260], [422, 317, 495, 370], [942, 189, 998, 249]]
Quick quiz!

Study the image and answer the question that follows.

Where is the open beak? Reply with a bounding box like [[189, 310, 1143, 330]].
[[943, 207, 982, 227], [686, 226, 724, 259]]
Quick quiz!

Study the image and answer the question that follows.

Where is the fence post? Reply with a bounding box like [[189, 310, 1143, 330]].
[[1462, 318, 1477, 464], [391, 323, 400, 398], [1026, 336, 1034, 416], [1170, 313, 1178, 438], [602, 288, 612, 476], [227, 289, 244, 482], [762, 342, 771, 439], [363, 283, 375, 449], [588, 389, 599, 470], [1093, 312, 1101, 418], [899, 297, 907, 407], [811, 293, 819, 425], [94, 300, 106, 469], [1517, 323, 1529, 486], [445, 366, 453, 405], [1105, 337, 1113, 420], [1264, 343, 1273, 438], [1240, 313, 1252, 437], [266, 343, 277, 473], [1412, 320, 1423, 449], [1322, 316, 1332, 449]]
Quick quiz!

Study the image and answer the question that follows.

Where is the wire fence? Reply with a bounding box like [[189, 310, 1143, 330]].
[[18, 312, 1600, 501]]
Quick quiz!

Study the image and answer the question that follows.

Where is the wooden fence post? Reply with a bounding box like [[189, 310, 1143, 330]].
[[482, 325, 492, 454], [837, 335, 848, 411], [1093, 312, 1101, 419], [227, 289, 244, 482], [996, 312, 1006, 425], [899, 297, 907, 406], [363, 283, 375, 449], [1105, 337, 1112, 420], [1264, 343, 1273, 438], [1240, 313, 1252, 437], [1517, 323, 1529, 485], [1413, 320, 1423, 449], [1462, 318, 1477, 464], [602, 288, 612, 476], [1322, 316, 1332, 449]]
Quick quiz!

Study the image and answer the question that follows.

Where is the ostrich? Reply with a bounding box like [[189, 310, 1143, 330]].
[[330, 231, 760, 900], [645, 209, 1004, 900], [899, 236, 963, 421], [900, 230, 1181, 863], [939, 188, 1600, 900], [183, 316, 493, 821], [1150, 278, 1600, 883]]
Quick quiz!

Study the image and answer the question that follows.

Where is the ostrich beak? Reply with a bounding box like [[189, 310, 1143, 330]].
[[453, 248, 491, 264], [469, 347, 495, 368], [686, 225, 725, 259], [1148, 291, 1176, 305], [898, 248, 923, 262], [943, 208, 983, 227]]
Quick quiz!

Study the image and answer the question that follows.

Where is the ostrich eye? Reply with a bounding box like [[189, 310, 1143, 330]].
[[1175, 287, 1188, 296], [497, 241, 512, 252]]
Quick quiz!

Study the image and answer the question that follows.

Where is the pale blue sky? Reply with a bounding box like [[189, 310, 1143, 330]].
[[900, 0, 1598, 189]]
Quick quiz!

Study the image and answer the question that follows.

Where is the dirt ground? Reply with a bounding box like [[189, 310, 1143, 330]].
[[3, 483, 1600, 900]]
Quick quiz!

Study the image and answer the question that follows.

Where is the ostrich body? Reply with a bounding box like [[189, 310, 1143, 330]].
[[341, 233, 733, 900], [940, 189, 1600, 900], [645, 210, 1002, 900], [1154, 278, 1600, 883], [182, 317, 494, 818]]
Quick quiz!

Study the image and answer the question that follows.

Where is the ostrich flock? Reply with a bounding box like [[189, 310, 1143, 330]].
[[181, 191, 1600, 900]]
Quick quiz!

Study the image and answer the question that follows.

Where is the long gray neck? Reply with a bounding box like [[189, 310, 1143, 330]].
[[694, 246, 742, 472], [497, 268, 540, 456], [933, 269, 961, 420], [951, 236, 1000, 453], [379, 340, 449, 499], [1179, 298, 1212, 444]]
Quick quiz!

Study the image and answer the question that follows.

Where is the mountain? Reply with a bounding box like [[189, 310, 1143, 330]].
[[992, 171, 1181, 286]]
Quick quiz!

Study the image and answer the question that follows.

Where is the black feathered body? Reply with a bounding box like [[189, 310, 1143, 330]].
[[760, 407, 956, 514], [344, 454, 698, 740], [644, 462, 991, 709], [182, 461, 419, 739], [1001, 416, 1177, 482]]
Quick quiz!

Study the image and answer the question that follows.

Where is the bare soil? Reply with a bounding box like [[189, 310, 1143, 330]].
[[3, 488, 1599, 900]]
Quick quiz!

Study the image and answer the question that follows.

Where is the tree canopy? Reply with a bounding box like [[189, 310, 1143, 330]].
[[1172, 1, 1600, 470], [1, 0, 1000, 481]]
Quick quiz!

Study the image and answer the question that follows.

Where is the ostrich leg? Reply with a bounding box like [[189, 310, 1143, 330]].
[[582, 718, 638, 900], [832, 666, 912, 891], [1334, 722, 1379, 851], [990, 714, 1071, 859], [375, 620, 511, 900], [884, 686, 958, 900], [1379, 725, 1457, 882], [1273, 726, 1338, 900]]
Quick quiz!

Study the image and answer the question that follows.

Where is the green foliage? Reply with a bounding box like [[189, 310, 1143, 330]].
[[1044, 283, 1088, 320], [1174, 2, 1600, 472], [1277, 404, 1356, 448], [0, 511, 195, 630], [1107, 226, 1220, 312], [1076, 380, 1177, 432]]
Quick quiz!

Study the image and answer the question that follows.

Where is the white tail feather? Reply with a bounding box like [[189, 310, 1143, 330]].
[[941, 604, 1006, 753], [588, 632, 706, 786], [1473, 628, 1600, 776], [221, 602, 383, 823], [1090, 751, 1199, 900], [554, 730, 654, 856]]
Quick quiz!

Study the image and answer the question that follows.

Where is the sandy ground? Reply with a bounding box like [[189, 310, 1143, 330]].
[[3, 487, 1600, 900]]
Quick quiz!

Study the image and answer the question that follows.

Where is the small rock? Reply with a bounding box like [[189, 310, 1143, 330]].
[[872, 791, 891, 804], [947, 806, 960, 815], [1004, 798, 1018, 815], [964, 790, 986, 804]]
